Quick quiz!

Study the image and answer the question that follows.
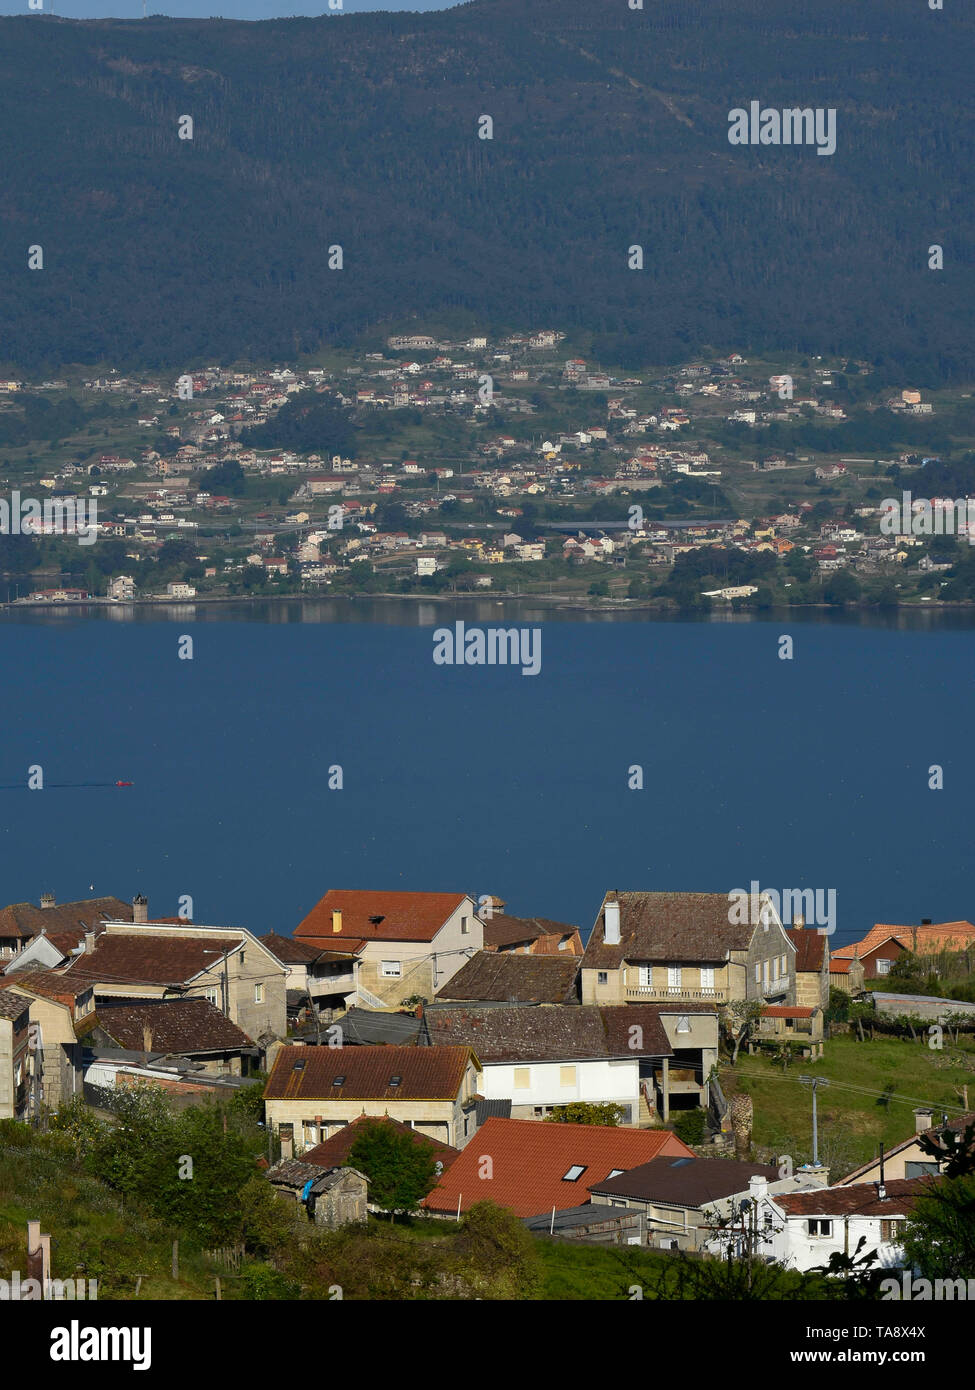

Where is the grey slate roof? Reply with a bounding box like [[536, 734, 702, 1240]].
[[421, 1003, 673, 1063], [438, 950, 580, 1004]]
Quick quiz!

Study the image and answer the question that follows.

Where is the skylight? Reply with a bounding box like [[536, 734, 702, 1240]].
[[389, 1075, 402, 1087], [332, 1075, 345, 1086], [607, 1169, 624, 1179], [562, 1165, 587, 1182]]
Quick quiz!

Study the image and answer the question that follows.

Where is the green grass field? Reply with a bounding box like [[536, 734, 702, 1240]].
[[724, 1033, 975, 1175]]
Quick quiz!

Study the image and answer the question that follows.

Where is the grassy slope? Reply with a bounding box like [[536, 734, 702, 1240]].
[[723, 1033, 975, 1175]]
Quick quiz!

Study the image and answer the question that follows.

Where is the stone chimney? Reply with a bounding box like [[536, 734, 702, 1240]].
[[914, 1106, 934, 1133], [132, 894, 148, 925], [331, 910, 342, 934], [84, 930, 96, 953], [604, 894, 621, 946], [40, 892, 56, 909], [279, 1124, 294, 1160]]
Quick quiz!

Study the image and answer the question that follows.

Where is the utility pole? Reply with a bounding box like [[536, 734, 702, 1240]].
[[799, 1075, 830, 1167]]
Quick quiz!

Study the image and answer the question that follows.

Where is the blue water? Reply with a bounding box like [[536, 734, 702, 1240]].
[[1, 601, 971, 950]]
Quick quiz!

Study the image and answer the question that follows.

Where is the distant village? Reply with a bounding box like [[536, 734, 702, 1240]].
[[0, 328, 957, 607], [1, 886, 972, 1269]]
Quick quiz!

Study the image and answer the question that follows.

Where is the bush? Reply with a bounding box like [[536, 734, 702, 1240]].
[[672, 1108, 707, 1145]]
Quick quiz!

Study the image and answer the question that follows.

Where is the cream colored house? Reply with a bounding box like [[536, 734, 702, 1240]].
[[50, 920, 287, 1046], [4, 970, 94, 1110], [580, 890, 797, 1009], [293, 890, 483, 1007], [263, 1043, 481, 1152]]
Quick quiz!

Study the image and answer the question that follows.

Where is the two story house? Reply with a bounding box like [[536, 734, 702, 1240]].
[[262, 1043, 481, 1152], [293, 890, 482, 1007], [580, 890, 797, 1010]]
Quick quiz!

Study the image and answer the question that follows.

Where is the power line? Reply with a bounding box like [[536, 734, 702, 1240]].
[[732, 1068, 970, 1114]]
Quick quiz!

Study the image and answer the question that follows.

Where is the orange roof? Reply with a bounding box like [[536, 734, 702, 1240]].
[[423, 1117, 694, 1219], [295, 890, 469, 944], [833, 921, 975, 960], [762, 1006, 814, 1018], [829, 958, 854, 974]]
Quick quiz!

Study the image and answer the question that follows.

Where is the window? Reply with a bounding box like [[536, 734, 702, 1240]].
[[562, 1165, 587, 1182], [700, 966, 714, 991], [876, 958, 893, 976], [203, 987, 218, 1006], [380, 960, 401, 978], [389, 1075, 402, 1088], [676, 1014, 690, 1035], [905, 1161, 940, 1179], [461, 915, 470, 935], [667, 966, 682, 992], [254, 983, 264, 1004], [607, 1169, 624, 1179], [597, 971, 608, 985], [781, 954, 787, 974], [880, 1219, 898, 1242], [558, 938, 568, 951], [533, 1106, 544, 1117], [560, 1065, 577, 1087], [755, 963, 761, 984], [514, 1067, 530, 1089], [639, 965, 652, 989], [610, 1199, 627, 1208], [332, 1075, 346, 1087], [464, 1115, 469, 1138], [807, 1219, 833, 1237]]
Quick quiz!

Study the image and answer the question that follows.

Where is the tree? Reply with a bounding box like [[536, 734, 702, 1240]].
[[721, 1000, 763, 1065], [347, 1119, 440, 1219], [901, 1176, 975, 1279], [547, 1103, 625, 1127]]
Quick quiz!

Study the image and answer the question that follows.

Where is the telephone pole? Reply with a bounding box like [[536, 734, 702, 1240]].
[[799, 1075, 830, 1167]]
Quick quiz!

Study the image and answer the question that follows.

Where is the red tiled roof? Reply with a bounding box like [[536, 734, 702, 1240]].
[[423, 1117, 694, 1218], [263, 1044, 475, 1102], [78, 998, 254, 1053], [834, 922, 975, 960], [5, 969, 92, 1008], [763, 1006, 814, 1018], [0, 897, 133, 941], [776, 1177, 936, 1218], [482, 914, 580, 951], [63, 933, 245, 987], [785, 928, 829, 973], [295, 890, 469, 945], [303, 1115, 460, 1170]]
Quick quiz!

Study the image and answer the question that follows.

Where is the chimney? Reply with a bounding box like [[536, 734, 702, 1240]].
[[142, 1024, 153, 1056], [84, 930, 96, 953], [40, 893, 55, 909], [914, 1106, 934, 1133], [604, 895, 621, 946], [748, 1174, 768, 1203], [876, 1140, 887, 1201], [794, 913, 805, 930], [133, 894, 148, 925], [415, 1002, 424, 1019], [279, 1124, 294, 1160], [331, 910, 342, 934], [921, 918, 932, 926]]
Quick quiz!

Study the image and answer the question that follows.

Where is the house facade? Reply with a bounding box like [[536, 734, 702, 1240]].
[[0, 989, 31, 1121], [263, 1043, 481, 1152], [4, 970, 95, 1110], [293, 890, 483, 1006], [580, 890, 797, 1009]]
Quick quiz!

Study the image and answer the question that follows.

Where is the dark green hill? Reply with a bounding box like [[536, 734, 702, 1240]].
[[0, 0, 972, 375]]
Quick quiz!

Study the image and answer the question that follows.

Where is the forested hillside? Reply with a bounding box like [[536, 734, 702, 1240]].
[[0, 0, 972, 375]]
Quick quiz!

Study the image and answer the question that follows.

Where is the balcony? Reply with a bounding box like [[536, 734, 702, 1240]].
[[625, 987, 728, 1004], [761, 976, 790, 998]]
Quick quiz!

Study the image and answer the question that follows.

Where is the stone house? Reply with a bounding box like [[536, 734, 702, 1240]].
[[265, 1158, 369, 1228], [0, 989, 31, 1120], [580, 890, 797, 1009], [786, 926, 831, 1009], [3, 970, 95, 1110]]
